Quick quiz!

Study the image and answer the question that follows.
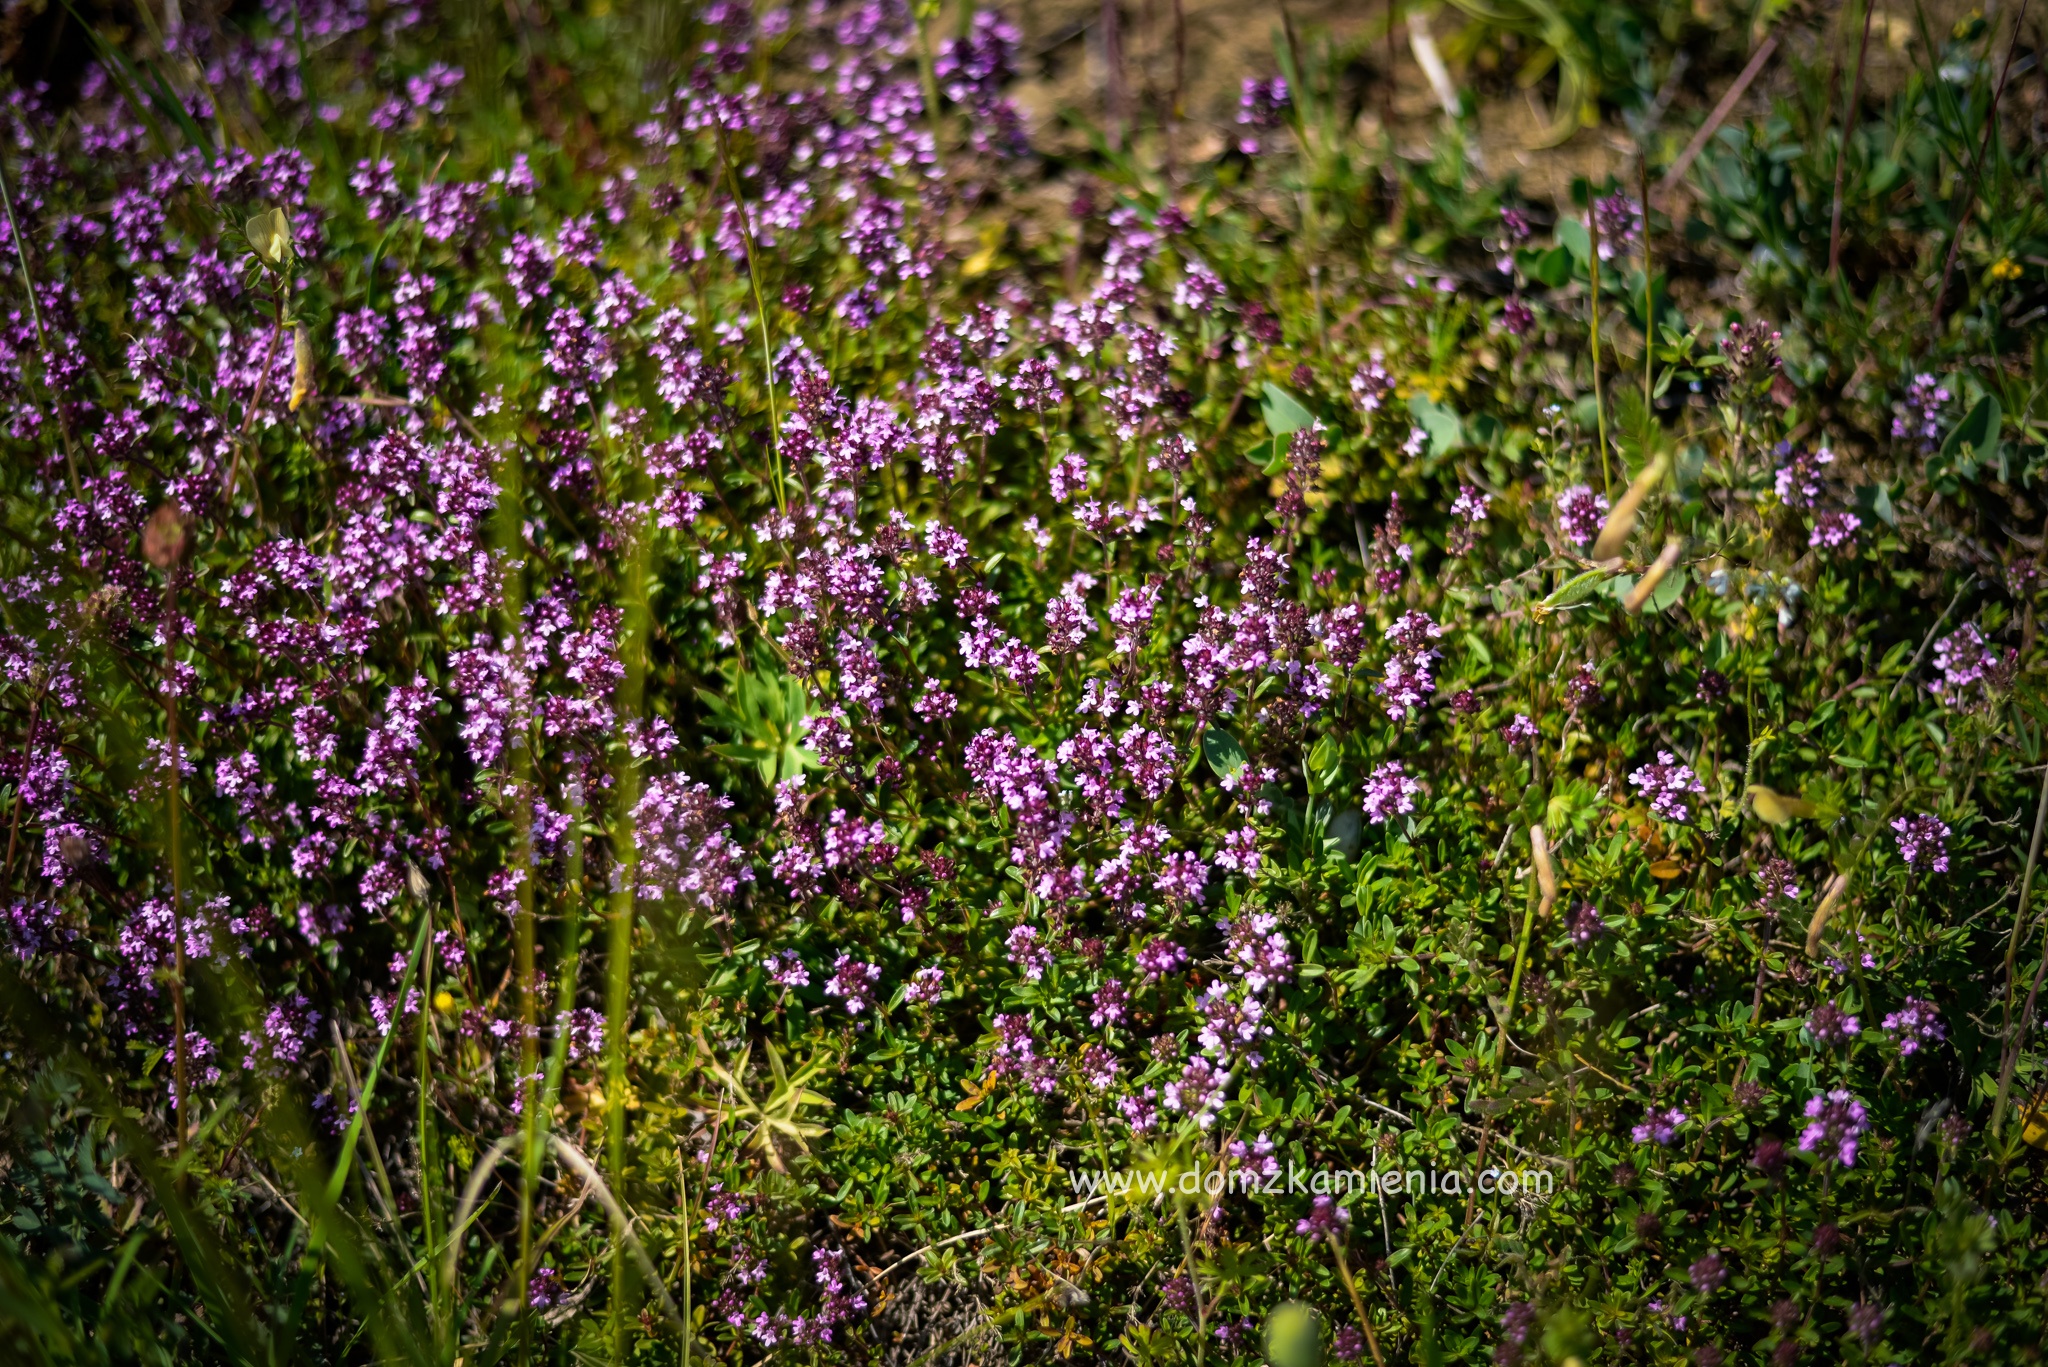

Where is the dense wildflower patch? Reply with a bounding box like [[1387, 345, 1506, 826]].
[[2, 3, 2048, 1364]]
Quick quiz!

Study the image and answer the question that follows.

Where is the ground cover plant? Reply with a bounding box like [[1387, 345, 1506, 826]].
[[4, 0, 2048, 1363]]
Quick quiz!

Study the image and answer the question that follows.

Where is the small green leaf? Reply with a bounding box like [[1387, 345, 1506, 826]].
[[1260, 383, 1314, 437], [1408, 394, 1464, 455], [1527, 244, 1573, 288], [1203, 728, 1249, 781], [1941, 394, 2001, 466], [1855, 482, 1896, 527], [1557, 215, 1592, 267], [1645, 566, 1688, 612]]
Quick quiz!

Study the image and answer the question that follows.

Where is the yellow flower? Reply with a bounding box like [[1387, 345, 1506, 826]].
[[244, 205, 293, 268], [1990, 257, 2024, 282]]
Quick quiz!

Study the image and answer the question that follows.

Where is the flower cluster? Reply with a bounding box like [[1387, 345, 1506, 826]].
[[1628, 751, 1706, 823]]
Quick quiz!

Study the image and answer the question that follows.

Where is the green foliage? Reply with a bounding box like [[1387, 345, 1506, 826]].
[[5, 2, 2048, 1366]]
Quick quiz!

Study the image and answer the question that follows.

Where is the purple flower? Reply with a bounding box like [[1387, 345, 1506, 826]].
[[1294, 1194, 1350, 1237], [913, 685, 957, 724], [1809, 510, 1861, 553], [1847, 1299, 1885, 1348], [1632, 1106, 1686, 1146], [1755, 857, 1801, 914], [1567, 902, 1606, 946], [991, 1013, 1056, 1094], [1005, 923, 1054, 981], [1882, 996, 1945, 1055], [1449, 485, 1491, 556], [1891, 813, 1950, 872], [1376, 612, 1443, 722], [905, 966, 945, 1005], [634, 773, 753, 911], [1079, 1043, 1120, 1089], [1797, 1088, 1868, 1166], [1362, 760, 1423, 824], [1163, 1056, 1231, 1127], [1929, 623, 1997, 705], [1628, 751, 1705, 823], [1090, 978, 1129, 1028], [1592, 194, 1642, 259], [1500, 1301, 1538, 1355], [528, 1266, 565, 1310], [761, 956, 814, 1007], [1235, 76, 1290, 152], [824, 955, 882, 1018], [1350, 355, 1394, 415], [1221, 909, 1293, 992], [1772, 444, 1835, 510], [1805, 1000, 1860, 1048], [1135, 939, 1190, 986], [1196, 982, 1271, 1064], [1500, 713, 1539, 747], [1119, 1087, 1160, 1133], [1892, 373, 1952, 449], [1555, 484, 1609, 547]]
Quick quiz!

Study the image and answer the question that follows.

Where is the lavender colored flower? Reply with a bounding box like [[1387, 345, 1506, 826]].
[[770, 950, 806, 996], [824, 955, 882, 1018], [1567, 902, 1606, 946], [1079, 1042, 1120, 1089], [1221, 909, 1293, 992], [1235, 76, 1290, 152], [1448, 484, 1491, 556], [1592, 194, 1642, 259], [1847, 1299, 1884, 1348], [1090, 978, 1129, 1028], [1797, 1088, 1868, 1166], [1928, 622, 1996, 705], [1629, 751, 1705, 823], [634, 772, 753, 910], [1294, 1194, 1350, 1237], [1376, 611, 1442, 721], [1350, 355, 1393, 415], [1500, 713, 1538, 747], [1555, 484, 1609, 547], [1891, 813, 1950, 872], [1163, 1055, 1230, 1127], [1755, 857, 1800, 914], [1499, 1302, 1538, 1364], [1688, 1250, 1728, 1294], [914, 685, 958, 724], [1632, 1105, 1686, 1146], [1362, 760, 1422, 824], [1136, 939, 1189, 980], [906, 966, 945, 1005], [528, 1266, 565, 1310], [1882, 996, 1945, 1055], [991, 1013, 1057, 1094], [1892, 373, 1952, 449], [1005, 923, 1054, 981], [1805, 999, 1860, 1048], [1809, 510, 1861, 553]]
